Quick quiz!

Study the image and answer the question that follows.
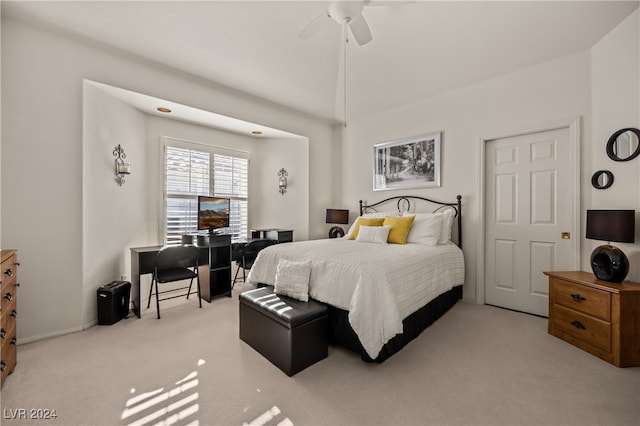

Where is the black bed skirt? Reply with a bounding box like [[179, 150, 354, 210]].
[[327, 285, 463, 362]]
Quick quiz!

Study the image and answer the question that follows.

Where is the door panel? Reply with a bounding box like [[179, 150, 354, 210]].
[[485, 127, 577, 316]]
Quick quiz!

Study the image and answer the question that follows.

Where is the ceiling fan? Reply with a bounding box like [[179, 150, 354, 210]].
[[299, 1, 412, 125], [299, 0, 402, 46]]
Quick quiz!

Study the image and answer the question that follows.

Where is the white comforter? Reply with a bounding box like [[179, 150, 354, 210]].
[[247, 239, 465, 359]]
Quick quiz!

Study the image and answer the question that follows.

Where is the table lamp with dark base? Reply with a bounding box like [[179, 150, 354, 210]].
[[326, 208, 349, 239], [586, 210, 635, 283]]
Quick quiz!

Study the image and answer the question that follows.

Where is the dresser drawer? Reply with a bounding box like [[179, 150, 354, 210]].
[[1, 284, 17, 316], [1, 295, 18, 332], [550, 278, 610, 321], [0, 338, 17, 387], [1, 315, 17, 360], [0, 249, 17, 389], [0, 299, 17, 387], [1, 254, 18, 287], [1, 253, 18, 318], [552, 303, 611, 352]]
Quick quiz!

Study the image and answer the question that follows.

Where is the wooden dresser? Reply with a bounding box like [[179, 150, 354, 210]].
[[545, 271, 640, 367], [1, 249, 19, 388]]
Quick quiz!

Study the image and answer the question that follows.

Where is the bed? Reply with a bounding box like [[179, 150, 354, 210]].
[[247, 195, 465, 362]]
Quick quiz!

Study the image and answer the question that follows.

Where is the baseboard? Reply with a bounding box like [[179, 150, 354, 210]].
[[18, 326, 84, 345]]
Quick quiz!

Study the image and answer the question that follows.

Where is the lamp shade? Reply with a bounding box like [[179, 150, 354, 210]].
[[326, 209, 349, 225], [586, 210, 635, 243]]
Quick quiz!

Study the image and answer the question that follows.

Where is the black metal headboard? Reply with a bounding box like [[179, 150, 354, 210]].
[[359, 195, 462, 248]]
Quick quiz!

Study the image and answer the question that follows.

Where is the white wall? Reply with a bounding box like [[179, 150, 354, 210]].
[[1, 17, 334, 342], [589, 9, 640, 281], [342, 51, 593, 302], [82, 82, 149, 326], [0, 17, 3, 249], [251, 137, 309, 241]]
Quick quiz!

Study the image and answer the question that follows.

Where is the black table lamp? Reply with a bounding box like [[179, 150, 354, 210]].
[[586, 209, 635, 283], [326, 209, 349, 238]]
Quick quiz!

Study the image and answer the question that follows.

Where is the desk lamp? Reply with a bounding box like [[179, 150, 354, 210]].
[[586, 209, 635, 283], [326, 209, 349, 238]]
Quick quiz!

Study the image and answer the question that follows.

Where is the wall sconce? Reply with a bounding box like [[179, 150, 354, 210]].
[[278, 168, 288, 195], [113, 144, 131, 186]]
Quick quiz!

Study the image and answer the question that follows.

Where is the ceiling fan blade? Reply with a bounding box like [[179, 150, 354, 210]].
[[299, 10, 331, 40], [349, 14, 373, 46]]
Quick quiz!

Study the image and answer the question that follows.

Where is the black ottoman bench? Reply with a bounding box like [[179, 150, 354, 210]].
[[239, 287, 328, 376]]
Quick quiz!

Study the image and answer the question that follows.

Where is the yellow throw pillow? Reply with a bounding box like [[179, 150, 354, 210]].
[[383, 215, 415, 244], [347, 217, 385, 240]]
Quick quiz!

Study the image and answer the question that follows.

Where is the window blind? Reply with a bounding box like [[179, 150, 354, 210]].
[[164, 143, 249, 244], [213, 154, 249, 239]]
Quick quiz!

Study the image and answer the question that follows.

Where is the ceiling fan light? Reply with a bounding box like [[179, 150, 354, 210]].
[[328, 1, 365, 23]]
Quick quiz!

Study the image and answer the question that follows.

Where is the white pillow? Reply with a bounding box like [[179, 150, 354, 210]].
[[403, 210, 455, 245], [356, 225, 391, 244], [274, 259, 311, 302], [438, 209, 454, 244], [363, 211, 399, 218], [403, 214, 442, 246]]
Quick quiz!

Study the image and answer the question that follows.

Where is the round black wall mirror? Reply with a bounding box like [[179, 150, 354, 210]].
[[591, 170, 614, 189], [606, 128, 640, 161]]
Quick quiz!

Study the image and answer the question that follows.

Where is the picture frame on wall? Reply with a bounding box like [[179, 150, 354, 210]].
[[373, 131, 441, 191]]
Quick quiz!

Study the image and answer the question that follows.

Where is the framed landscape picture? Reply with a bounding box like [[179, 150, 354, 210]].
[[373, 131, 441, 191]]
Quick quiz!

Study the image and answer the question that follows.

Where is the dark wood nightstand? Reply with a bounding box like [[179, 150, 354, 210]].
[[544, 271, 640, 367]]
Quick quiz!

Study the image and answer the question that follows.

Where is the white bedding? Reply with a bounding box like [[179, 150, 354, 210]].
[[247, 239, 465, 359]]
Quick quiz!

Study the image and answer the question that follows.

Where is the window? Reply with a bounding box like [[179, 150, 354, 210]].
[[164, 140, 249, 244]]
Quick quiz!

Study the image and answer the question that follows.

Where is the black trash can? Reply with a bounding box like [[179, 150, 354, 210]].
[[97, 281, 131, 325]]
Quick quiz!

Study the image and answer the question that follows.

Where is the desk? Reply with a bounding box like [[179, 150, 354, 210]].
[[130, 234, 231, 318], [234, 230, 293, 261], [250, 229, 293, 243]]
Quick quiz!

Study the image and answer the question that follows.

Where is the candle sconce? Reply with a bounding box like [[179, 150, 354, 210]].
[[113, 144, 131, 186], [278, 168, 288, 195]]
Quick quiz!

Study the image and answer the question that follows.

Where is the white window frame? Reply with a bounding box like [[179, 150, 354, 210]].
[[161, 137, 249, 244]]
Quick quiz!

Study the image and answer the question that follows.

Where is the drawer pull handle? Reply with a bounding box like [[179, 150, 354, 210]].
[[10, 310, 17, 318], [3, 292, 12, 301], [0, 328, 5, 339], [570, 293, 586, 303], [3, 269, 12, 277], [10, 337, 17, 345], [571, 320, 586, 330], [0, 360, 6, 372]]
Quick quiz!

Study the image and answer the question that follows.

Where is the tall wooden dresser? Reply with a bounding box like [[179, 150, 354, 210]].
[[545, 271, 640, 367], [1, 249, 19, 388]]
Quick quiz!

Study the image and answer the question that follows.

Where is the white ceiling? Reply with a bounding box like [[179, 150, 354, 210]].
[[4, 0, 639, 129]]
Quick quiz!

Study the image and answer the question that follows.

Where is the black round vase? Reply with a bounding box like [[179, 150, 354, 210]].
[[590, 245, 629, 283]]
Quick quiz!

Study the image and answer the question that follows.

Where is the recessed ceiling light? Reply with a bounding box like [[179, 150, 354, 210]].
[[251, 130, 263, 135], [157, 107, 172, 113]]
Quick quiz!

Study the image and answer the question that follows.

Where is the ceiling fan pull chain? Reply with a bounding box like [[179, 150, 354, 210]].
[[344, 22, 348, 127]]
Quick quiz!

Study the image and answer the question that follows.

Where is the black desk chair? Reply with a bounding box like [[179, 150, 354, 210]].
[[233, 239, 277, 286], [147, 245, 201, 319]]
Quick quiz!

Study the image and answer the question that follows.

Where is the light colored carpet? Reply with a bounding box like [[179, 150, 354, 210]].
[[1, 284, 639, 426]]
